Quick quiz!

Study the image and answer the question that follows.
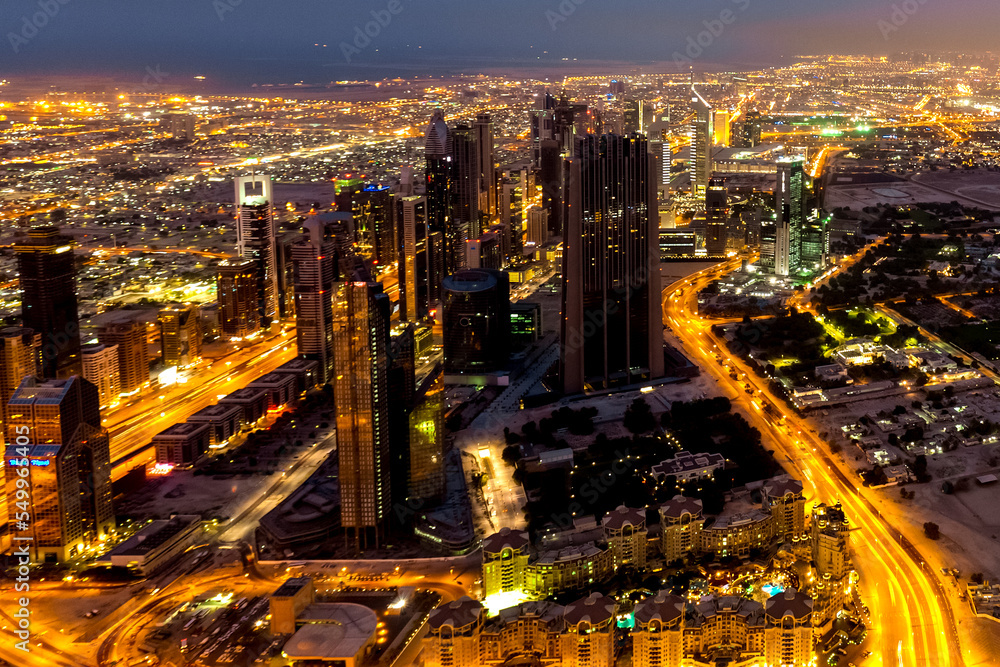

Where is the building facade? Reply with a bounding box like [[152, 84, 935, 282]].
[[16, 227, 82, 378], [334, 282, 391, 549], [217, 260, 260, 339], [561, 133, 664, 393], [3, 376, 113, 562]]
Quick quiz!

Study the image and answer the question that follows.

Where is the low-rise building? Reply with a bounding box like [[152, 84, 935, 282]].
[[274, 358, 320, 395], [186, 403, 243, 447], [152, 422, 210, 467], [424, 594, 616, 667], [248, 372, 297, 411], [651, 450, 726, 482], [103, 515, 202, 575], [218, 387, 268, 425]]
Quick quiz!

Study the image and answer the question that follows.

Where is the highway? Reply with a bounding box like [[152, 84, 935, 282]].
[[107, 328, 299, 478], [662, 257, 963, 667]]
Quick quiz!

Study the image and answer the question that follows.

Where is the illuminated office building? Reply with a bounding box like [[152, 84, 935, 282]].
[[353, 185, 395, 268], [158, 305, 202, 368], [333, 282, 391, 550], [775, 158, 806, 276], [407, 373, 446, 506], [397, 195, 443, 323], [690, 89, 714, 195], [96, 313, 149, 395], [713, 110, 731, 146], [81, 344, 120, 409], [561, 134, 664, 393], [217, 260, 261, 339], [0, 328, 40, 436], [235, 174, 279, 325], [4, 376, 113, 563], [16, 226, 82, 379], [291, 217, 340, 384]]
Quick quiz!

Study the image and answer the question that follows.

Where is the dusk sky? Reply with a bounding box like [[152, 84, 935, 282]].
[[3, 0, 996, 86]]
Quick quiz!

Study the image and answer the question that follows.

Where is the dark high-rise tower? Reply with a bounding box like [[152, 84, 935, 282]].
[[334, 281, 391, 550], [705, 177, 730, 256], [397, 196, 443, 323], [530, 92, 556, 167], [735, 111, 763, 148], [291, 217, 340, 384], [450, 124, 479, 272], [474, 113, 497, 220], [425, 110, 453, 269], [442, 269, 510, 378], [235, 174, 279, 326], [561, 134, 664, 394], [16, 226, 82, 379]]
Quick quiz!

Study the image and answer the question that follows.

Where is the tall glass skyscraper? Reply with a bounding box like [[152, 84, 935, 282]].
[[690, 88, 714, 196], [4, 376, 112, 563], [16, 227, 82, 379], [705, 177, 730, 256], [235, 174, 279, 326], [775, 158, 806, 277], [561, 134, 665, 393], [333, 282, 391, 550]]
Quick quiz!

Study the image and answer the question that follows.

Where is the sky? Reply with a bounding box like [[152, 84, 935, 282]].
[[2, 0, 996, 89]]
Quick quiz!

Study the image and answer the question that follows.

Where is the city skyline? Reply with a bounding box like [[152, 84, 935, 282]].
[[2, 0, 999, 87], [2, 16, 1000, 664]]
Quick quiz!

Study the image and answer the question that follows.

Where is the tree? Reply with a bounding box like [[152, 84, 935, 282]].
[[624, 398, 656, 434], [501, 445, 522, 465], [923, 522, 940, 540]]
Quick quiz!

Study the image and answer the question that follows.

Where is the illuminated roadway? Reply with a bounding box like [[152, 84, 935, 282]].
[[663, 258, 963, 667], [106, 328, 299, 479]]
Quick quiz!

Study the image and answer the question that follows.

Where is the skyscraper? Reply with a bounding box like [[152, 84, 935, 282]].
[[158, 305, 202, 368], [81, 343, 120, 408], [775, 158, 806, 277], [166, 112, 196, 141], [623, 99, 644, 134], [16, 226, 82, 379], [705, 177, 730, 256], [235, 174, 279, 326], [450, 124, 479, 271], [474, 113, 497, 220], [353, 185, 396, 269], [734, 111, 763, 148], [690, 88, 714, 195], [217, 260, 261, 339], [442, 269, 510, 379], [97, 314, 149, 395], [4, 376, 113, 563], [0, 328, 40, 440], [561, 134, 665, 393], [397, 196, 443, 323], [712, 110, 731, 147], [291, 217, 339, 384], [333, 281, 391, 550], [800, 211, 830, 272], [529, 92, 556, 168]]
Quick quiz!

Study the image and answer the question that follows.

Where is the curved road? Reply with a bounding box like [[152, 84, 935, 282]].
[[662, 257, 963, 667]]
